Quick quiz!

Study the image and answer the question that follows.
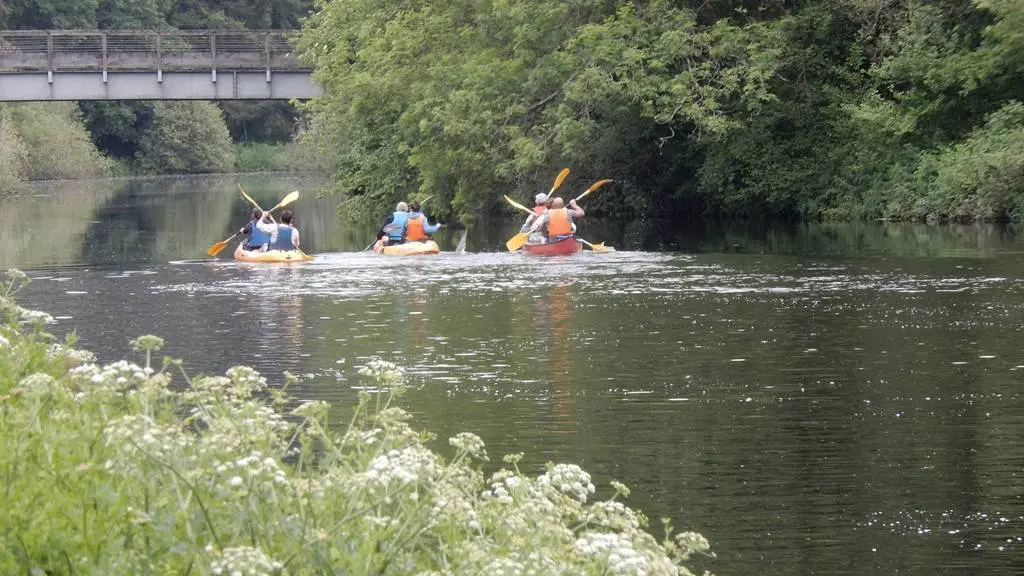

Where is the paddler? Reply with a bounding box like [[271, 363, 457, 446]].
[[376, 202, 409, 246], [531, 197, 584, 242], [268, 210, 301, 251], [239, 207, 275, 252], [520, 192, 549, 232], [404, 201, 443, 242]]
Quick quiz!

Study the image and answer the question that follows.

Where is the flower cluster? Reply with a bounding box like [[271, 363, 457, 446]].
[[103, 414, 192, 474], [208, 546, 282, 576], [47, 343, 96, 367], [537, 463, 596, 503], [18, 307, 55, 326], [70, 360, 152, 393], [359, 446, 440, 491], [357, 358, 406, 385], [449, 432, 488, 460], [210, 450, 289, 496]]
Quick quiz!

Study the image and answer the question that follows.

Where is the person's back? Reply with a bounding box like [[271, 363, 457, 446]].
[[270, 210, 300, 251], [536, 197, 583, 242], [241, 207, 273, 251], [378, 202, 409, 244], [521, 193, 549, 234], [404, 201, 441, 242]]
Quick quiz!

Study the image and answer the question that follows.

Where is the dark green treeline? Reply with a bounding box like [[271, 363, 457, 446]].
[[300, 0, 1024, 224]]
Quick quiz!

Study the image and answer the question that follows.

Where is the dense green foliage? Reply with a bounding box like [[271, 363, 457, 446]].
[[0, 271, 713, 575], [136, 102, 235, 174], [301, 0, 1024, 223], [0, 103, 110, 186]]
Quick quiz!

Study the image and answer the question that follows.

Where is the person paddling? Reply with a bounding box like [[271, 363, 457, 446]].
[[269, 210, 300, 251], [376, 202, 409, 245], [404, 201, 443, 242], [531, 197, 584, 242], [239, 207, 275, 252]]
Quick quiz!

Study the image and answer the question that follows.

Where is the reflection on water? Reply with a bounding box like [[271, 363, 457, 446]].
[[7, 175, 1024, 576]]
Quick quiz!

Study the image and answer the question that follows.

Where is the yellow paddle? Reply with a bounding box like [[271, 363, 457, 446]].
[[207, 231, 242, 257], [579, 238, 615, 252], [206, 189, 301, 257], [573, 179, 613, 203], [504, 169, 570, 252]]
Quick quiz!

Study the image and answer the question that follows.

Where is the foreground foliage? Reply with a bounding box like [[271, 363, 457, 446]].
[[301, 0, 1024, 223], [0, 270, 713, 575]]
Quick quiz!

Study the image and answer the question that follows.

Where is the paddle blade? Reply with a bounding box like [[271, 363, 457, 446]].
[[549, 168, 570, 194], [506, 231, 530, 252], [591, 243, 614, 253], [271, 190, 300, 211], [206, 240, 230, 257], [575, 179, 613, 203], [503, 194, 533, 214], [239, 185, 261, 210]]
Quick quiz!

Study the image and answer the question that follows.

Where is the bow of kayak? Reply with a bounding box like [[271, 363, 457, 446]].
[[373, 240, 440, 256], [234, 245, 314, 262], [522, 237, 582, 256]]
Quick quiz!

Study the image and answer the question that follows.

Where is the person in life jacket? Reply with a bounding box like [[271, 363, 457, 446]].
[[404, 201, 443, 242], [376, 202, 409, 245], [268, 210, 301, 251], [239, 207, 275, 251], [520, 192, 549, 233], [531, 197, 584, 242]]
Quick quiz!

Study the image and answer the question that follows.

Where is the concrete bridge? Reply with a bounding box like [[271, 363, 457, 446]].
[[0, 30, 322, 101]]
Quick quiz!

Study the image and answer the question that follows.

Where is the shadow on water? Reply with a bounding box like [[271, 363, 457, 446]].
[[5, 174, 1024, 575]]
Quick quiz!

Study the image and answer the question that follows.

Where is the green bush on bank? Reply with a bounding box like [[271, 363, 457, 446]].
[[0, 270, 713, 575], [0, 103, 110, 186], [234, 141, 330, 174], [136, 102, 235, 175]]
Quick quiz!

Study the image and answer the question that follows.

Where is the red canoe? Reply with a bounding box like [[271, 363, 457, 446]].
[[522, 236, 583, 256]]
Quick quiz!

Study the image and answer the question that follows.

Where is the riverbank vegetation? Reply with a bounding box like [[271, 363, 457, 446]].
[[0, 270, 713, 574], [0, 103, 111, 186], [301, 0, 1024, 224]]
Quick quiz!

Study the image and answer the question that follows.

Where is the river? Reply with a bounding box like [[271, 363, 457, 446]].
[[6, 175, 1023, 575]]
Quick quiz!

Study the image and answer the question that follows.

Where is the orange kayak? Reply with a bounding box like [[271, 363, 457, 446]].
[[522, 237, 582, 256], [234, 245, 314, 262]]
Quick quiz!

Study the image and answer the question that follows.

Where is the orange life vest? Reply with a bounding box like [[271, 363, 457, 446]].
[[405, 214, 429, 241], [547, 208, 572, 237], [533, 205, 547, 216]]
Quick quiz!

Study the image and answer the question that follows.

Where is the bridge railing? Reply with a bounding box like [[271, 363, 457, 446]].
[[0, 30, 308, 72]]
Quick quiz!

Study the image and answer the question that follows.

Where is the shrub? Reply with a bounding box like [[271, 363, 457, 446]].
[[0, 270, 714, 575], [1, 103, 110, 181], [136, 101, 235, 174]]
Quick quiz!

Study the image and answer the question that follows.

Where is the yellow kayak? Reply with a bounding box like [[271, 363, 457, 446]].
[[372, 240, 440, 256], [234, 245, 314, 263]]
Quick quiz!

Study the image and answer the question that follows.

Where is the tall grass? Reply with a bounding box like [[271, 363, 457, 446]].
[[0, 270, 714, 575]]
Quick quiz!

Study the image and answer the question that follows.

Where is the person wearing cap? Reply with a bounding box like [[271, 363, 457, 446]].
[[376, 201, 410, 245], [530, 197, 584, 242], [520, 192, 550, 236]]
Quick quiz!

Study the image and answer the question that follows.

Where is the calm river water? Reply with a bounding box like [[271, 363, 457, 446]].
[[5, 175, 1023, 575]]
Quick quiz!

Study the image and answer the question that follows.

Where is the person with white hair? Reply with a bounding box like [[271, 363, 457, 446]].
[[519, 193, 550, 241], [376, 201, 410, 245]]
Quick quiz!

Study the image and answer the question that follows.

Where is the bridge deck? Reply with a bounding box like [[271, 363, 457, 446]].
[[0, 30, 320, 101]]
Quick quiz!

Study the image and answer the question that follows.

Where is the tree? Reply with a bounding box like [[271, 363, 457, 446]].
[[135, 102, 234, 174]]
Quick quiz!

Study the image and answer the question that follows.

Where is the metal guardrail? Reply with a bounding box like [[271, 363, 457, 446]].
[[0, 30, 308, 72]]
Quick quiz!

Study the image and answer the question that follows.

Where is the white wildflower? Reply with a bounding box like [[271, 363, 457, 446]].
[[357, 359, 406, 385], [538, 463, 596, 503], [15, 373, 57, 395], [209, 546, 282, 576], [449, 432, 488, 460], [18, 308, 54, 326]]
